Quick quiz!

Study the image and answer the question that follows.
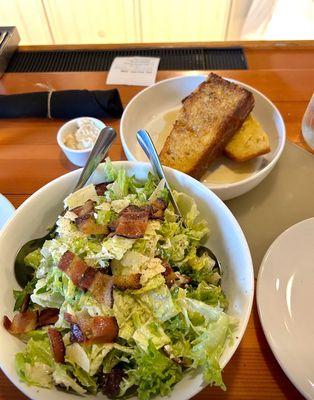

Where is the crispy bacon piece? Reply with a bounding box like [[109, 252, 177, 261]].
[[114, 205, 149, 239], [59, 252, 114, 307], [67, 312, 118, 344], [37, 308, 59, 328], [75, 215, 108, 235], [113, 274, 142, 290], [70, 323, 85, 343], [72, 199, 94, 217], [95, 182, 110, 196], [161, 261, 191, 288], [108, 219, 118, 232], [20, 294, 31, 313], [4, 308, 59, 335], [162, 261, 178, 288], [64, 312, 73, 324], [78, 266, 97, 290], [3, 311, 38, 334], [72, 199, 108, 235], [90, 316, 119, 343], [150, 198, 167, 220], [89, 272, 114, 307], [48, 328, 65, 364], [59, 251, 88, 286]]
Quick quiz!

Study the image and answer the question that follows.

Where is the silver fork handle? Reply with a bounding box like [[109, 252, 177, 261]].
[[75, 126, 117, 191], [136, 129, 183, 220]]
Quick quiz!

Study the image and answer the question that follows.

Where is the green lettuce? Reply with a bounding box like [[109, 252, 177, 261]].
[[103, 158, 118, 182], [129, 342, 182, 400], [188, 281, 228, 310], [24, 249, 42, 269], [113, 291, 150, 340], [138, 284, 178, 322], [133, 321, 170, 351], [52, 364, 86, 395], [13, 277, 37, 312], [190, 313, 230, 389], [15, 337, 54, 388]]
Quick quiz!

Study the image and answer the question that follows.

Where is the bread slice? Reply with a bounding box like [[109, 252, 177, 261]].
[[224, 114, 270, 162], [159, 73, 254, 179]]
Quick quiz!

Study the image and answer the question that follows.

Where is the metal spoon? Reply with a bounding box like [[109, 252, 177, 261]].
[[136, 128, 222, 275], [14, 126, 117, 288]]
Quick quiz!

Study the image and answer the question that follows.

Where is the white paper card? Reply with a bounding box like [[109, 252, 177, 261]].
[[106, 57, 160, 86]]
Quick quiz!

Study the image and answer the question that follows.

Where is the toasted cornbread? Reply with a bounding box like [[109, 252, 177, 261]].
[[224, 114, 270, 162], [159, 73, 254, 179]]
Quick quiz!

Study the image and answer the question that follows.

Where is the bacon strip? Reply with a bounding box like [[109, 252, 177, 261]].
[[162, 261, 178, 288], [37, 308, 59, 328], [113, 274, 142, 290], [114, 205, 149, 239], [58, 252, 114, 307], [76, 216, 108, 235], [150, 198, 168, 220], [95, 182, 110, 196], [78, 266, 97, 290], [4, 307, 60, 335], [48, 328, 65, 364], [72, 199, 108, 235], [89, 272, 113, 307], [75, 215, 109, 235], [72, 199, 94, 217], [3, 311, 38, 334], [161, 260, 191, 288], [68, 312, 118, 344], [59, 251, 88, 286], [20, 294, 31, 313], [90, 316, 119, 343]]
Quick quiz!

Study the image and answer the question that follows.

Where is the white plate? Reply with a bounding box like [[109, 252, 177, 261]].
[[257, 218, 314, 400], [0, 161, 254, 400], [0, 194, 15, 229], [120, 75, 286, 200]]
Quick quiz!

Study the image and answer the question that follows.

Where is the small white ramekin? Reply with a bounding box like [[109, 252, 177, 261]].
[[57, 117, 106, 167]]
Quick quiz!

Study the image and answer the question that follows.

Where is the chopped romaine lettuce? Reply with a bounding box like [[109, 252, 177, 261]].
[[129, 342, 182, 400], [138, 284, 178, 322], [133, 321, 170, 351], [15, 337, 54, 388], [52, 364, 86, 395], [24, 249, 42, 270]]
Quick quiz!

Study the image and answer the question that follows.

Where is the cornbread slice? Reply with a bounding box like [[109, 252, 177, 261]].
[[159, 73, 254, 179], [224, 114, 270, 162]]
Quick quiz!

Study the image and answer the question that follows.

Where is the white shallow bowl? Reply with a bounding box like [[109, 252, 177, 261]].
[[57, 117, 106, 167], [0, 161, 254, 400], [120, 75, 286, 200]]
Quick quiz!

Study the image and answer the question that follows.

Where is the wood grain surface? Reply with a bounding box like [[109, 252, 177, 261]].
[[0, 41, 313, 400]]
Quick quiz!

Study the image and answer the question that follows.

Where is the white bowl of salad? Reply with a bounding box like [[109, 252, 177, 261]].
[[0, 160, 254, 400]]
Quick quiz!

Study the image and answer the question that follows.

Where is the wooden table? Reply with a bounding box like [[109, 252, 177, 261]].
[[0, 41, 313, 400]]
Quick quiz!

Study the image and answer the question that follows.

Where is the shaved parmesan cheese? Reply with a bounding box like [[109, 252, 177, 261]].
[[64, 184, 98, 210]]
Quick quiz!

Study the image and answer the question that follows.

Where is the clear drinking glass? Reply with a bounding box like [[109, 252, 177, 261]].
[[301, 93, 314, 150]]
